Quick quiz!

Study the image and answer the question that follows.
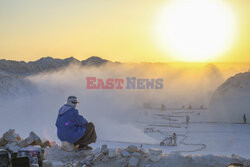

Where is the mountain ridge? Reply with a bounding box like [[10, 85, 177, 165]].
[[0, 56, 110, 76]]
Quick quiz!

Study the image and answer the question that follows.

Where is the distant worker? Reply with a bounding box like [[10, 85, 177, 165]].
[[56, 96, 97, 151], [161, 104, 165, 111], [186, 115, 190, 125], [173, 133, 177, 146], [243, 114, 247, 124]]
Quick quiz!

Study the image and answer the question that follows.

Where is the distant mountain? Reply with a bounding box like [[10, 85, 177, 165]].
[[209, 71, 250, 123], [0, 56, 109, 76], [81, 56, 109, 66]]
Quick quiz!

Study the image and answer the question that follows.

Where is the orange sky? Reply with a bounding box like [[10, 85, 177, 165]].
[[0, 0, 249, 62]]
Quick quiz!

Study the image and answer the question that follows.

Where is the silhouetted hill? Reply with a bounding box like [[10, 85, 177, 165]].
[[0, 56, 109, 75]]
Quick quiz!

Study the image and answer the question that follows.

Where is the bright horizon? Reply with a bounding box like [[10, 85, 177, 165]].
[[0, 0, 249, 63]]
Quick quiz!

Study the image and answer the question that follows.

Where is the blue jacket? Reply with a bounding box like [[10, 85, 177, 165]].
[[56, 104, 88, 143]]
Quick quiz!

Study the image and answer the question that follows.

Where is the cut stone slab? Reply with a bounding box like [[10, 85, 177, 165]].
[[126, 145, 138, 153], [128, 157, 139, 167], [108, 148, 119, 158], [149, 154, 161, 162], [148, 148, 162, 155], [121, 150, 130, 157]]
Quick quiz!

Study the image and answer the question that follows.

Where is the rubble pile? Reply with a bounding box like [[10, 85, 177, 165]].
[[1, 129, 249, 167], [0, 129, 51, 167], [44, 144, 164, 167], [0, 129, 51, 152]]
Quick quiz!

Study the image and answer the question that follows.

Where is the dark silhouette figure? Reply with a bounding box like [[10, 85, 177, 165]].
[[243, 114, 246, 124]]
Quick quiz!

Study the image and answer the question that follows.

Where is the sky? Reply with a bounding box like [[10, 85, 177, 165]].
[[0, 0, 249, 62]]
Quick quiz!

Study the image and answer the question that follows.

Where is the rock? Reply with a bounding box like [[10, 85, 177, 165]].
[[128, 157, 139, 167], [64, 163, 73, 167], [126, 145, 138, 153], [42, 160, 51, 167], [5, 142, 20, 153], [108, 148, 119, 158], [50, 161, 64, 167], [92, 147, 100, 155], [0, 137, 8, 147], [149, 154, 161, 162], [131, 152, 141, 158], [101, 144, 109, 154], [30, 164, 39, 167], [148, 148, 162, 155], [41, 140, 51, 148], [17, 140, 28, 148], [93, 152, 105, 161], [144, 165, 151, 167], [3, 129, 20, 143], [84, 155, 94, 162], [26, 131, 42, 146], [138, 148, 148, 154], [116, 158, 127, 164], [61, 142, 74, 152], [72, 162, 81, 167], [121, 150, 130, 157]]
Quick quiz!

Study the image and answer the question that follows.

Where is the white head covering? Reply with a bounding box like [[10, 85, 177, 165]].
[[66, 96, 79, 108]]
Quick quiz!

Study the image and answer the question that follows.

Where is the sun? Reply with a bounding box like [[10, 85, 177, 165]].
[[154, 0, 237, 62]]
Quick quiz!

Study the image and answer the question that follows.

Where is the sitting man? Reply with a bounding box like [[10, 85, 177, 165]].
[[56, 96, 97, 150]]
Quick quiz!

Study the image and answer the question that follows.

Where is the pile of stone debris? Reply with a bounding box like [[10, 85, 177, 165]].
[[0, 129, 52, 152], [44, 144, 163, 167], [0, 129, 52, 167]]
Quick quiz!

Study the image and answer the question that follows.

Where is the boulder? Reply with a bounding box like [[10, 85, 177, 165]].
[[50, 161, 64, 167], [84, 155, 94, 162], [17, 140, 28, 148], [93, 152, 105, 161], [5, 142, 20, 153], [108, 148, 119, 158], [126, 145, 138, 153], [92, 147, 101, 155], [3, 129, 20, 143], [42, 160, 51, 167], [128, 157, 139, 167], [149, 154, 161, 162], [61, 142, 74, 152], [72, 162, 82, 167], [0, 137, 8, 147], [131, 152, 141, 158], [25, 131, 42, 146], [30, 164, 39, 167], [148, 148, 162, 155], [121, 150, 130, 157], [41, 140, 51, 148], [138, 148, 148, 154]]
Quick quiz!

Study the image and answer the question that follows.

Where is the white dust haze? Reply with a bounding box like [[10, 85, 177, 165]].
[[0, 62, 249, 142]]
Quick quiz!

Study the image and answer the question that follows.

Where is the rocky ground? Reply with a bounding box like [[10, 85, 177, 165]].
[[1, 128, 250, 167]]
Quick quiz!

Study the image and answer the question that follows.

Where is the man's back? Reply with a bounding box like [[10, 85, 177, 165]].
[[56, 104, 87, 143]]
